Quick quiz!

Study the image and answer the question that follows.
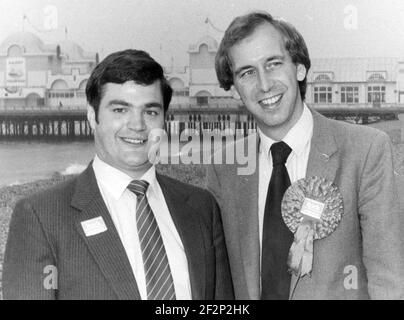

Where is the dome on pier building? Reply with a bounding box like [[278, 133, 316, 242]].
[[57, 40, 92, 61], [0, 31, 47, 56]]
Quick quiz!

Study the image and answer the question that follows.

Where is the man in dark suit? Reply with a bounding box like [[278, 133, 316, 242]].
[[3, 49, 233, 300], [207, 11, 404, 299]]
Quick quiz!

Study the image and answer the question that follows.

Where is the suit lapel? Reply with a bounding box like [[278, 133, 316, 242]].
[[71, 165, 141, 300], [236, 135, 261, 299], [306, 110, 339, 181], [289, 110, 339, 299], [157, 174, 206, 300]]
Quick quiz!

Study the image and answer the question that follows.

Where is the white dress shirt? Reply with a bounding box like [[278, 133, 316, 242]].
[[258, 104, 314, 249], [92, 156, 192, 300]]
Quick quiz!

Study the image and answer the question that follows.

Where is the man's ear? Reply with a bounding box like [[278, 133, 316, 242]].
[[297, 64, 307, 81], [230, 85, 241, 100], [87, 104, 97, 131]]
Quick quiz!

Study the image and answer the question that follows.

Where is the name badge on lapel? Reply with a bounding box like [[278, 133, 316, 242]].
[[81, 216, 108, 237]]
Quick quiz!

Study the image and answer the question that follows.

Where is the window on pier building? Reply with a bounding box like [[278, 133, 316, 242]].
[[173, 89, 189, 97], [367, 86, 385, 103], [195, 90, 211, 106], [26, 93, 45, 108], [314, 86, 332, 103], [314, 74, 332, 82], [341, 86, 359, 103], [48, 92, 74, 98], [368, 72, 386, 82], [196, 96, 208, 105]]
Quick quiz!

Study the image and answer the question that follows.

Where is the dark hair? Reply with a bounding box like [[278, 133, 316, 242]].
[[86, 49, 172, 121], [215, 11, 311, 101]]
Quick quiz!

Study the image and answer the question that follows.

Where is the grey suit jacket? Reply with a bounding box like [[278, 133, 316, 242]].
[[3, 165, 234, 300], [206, 110, 404, 299]]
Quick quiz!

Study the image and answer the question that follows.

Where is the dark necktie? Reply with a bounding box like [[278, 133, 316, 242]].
[[261, 141, 294, 300], [128, 180, 176, 300]]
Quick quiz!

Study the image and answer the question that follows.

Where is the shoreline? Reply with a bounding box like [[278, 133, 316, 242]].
[[1, 140, 404, 195]]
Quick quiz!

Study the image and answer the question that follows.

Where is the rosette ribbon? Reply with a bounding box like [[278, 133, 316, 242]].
[[287, 218, 316, 277], [281, 176, 344, 280]]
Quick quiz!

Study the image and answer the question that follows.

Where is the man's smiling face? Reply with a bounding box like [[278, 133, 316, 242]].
[[229, 22, 306, 140], [88, 80, 164, 178]]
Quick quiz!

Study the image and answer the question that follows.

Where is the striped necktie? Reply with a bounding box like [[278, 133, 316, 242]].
[[128, 180, 176, 300]]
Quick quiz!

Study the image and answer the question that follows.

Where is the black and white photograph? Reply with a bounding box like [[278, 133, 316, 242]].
[[0, 0, 403, 302]]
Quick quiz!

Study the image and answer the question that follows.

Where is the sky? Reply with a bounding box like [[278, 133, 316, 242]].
[[1, 0, 404, 66]]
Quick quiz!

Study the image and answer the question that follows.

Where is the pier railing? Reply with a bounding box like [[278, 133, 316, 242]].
[[1, 103, 403, 140]]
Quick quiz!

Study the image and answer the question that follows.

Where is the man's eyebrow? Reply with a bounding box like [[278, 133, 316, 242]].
[[233, 55, 286, 76], [106, 99, 131, 107], [144, 102, 163, 109], [234, 65, 253, 77], [266, 55, 285, 62]]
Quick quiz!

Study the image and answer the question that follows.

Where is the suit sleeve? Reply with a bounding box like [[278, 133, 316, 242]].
[[209, 193, 234, 299], [358, 131, 404, 299], [3, 199, 57, 300]]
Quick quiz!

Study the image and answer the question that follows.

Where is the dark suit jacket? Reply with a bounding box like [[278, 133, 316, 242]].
[[207, 110, 404, 299], [3, 165, 234, 300]]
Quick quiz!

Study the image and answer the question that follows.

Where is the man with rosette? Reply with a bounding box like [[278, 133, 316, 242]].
[[207, 10, 404, 299]]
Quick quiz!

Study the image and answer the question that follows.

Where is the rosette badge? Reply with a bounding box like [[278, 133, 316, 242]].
[[281, 176, 344, 278]]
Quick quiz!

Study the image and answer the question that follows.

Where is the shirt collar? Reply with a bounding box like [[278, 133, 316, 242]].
[[92, 155, 158, 200], [258, 103, 313, 157]]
